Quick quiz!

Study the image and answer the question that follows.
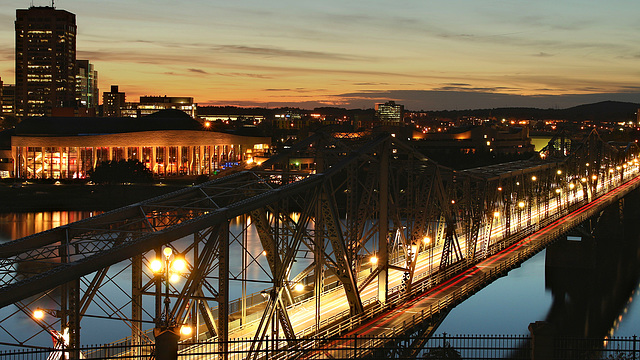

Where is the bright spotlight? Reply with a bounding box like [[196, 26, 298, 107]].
[[150, 259, 163, 273], [172, 258, 186, 273], [180, 325, 193, 336], [33, 309, 45, 320]]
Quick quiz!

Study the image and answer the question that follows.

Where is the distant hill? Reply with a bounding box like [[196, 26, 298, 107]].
[[558, 101, 640, 122], [427, 101, 640, 122]]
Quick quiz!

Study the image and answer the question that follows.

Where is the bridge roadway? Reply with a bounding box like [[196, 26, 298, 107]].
[[171, 170, 640, 356], [305, 172, 640, 358], [185, 173, 638, 359]]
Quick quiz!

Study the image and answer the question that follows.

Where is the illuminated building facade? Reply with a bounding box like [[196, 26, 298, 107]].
[[76, 60, 98, 111], [10, 110, 270, 179], [2, 84, 16, 116], [415, 125, 534, 154], [122, 96, 196, 118], [375, 101, 404, 126], [15, 6, 77, 118], [103, 85, 126, 117]]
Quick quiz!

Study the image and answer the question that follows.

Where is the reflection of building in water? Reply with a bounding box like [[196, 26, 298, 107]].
[[10, 110, 270, 179]]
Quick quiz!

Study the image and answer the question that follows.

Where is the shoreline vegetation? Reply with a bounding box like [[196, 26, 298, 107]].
[[0, 180, 193, 213]]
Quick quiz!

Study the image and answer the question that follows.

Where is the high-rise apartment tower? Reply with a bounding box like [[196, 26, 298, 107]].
[[375, 101, 404, 126], [103, 85, 126, 117], [76, 60, 98, 111], [15, 6, 77, 118]]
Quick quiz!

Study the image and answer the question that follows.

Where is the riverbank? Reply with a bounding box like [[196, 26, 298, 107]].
[[0, 181, 191, 212]]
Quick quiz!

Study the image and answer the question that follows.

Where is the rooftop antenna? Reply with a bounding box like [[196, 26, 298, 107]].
[[52, 0, 54, 8]]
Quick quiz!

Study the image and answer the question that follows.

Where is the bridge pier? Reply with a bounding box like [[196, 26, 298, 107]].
[[153, 327, 180, 360], [545, 229, 595, 271], [529, 321, 556, 360]]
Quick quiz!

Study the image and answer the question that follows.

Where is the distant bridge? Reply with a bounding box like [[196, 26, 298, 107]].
[[1, 130, 639, 359]]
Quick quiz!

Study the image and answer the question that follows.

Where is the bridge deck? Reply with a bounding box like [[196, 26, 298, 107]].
[[313, 174, 640, 357]]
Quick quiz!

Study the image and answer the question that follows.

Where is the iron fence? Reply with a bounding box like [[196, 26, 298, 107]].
[[1, 334, 638, 360]]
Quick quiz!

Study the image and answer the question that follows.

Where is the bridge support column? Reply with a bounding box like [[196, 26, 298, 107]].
[[378, 140, 389, 304], [132, 255, 143, 354], [218, 221, 229, 360], [154, 327, 180, 360], [68, 278, 81, 359], [529, 321, 556, 360]]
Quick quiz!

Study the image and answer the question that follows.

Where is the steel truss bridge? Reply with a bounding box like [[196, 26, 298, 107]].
[[1, 130, 640, 358]]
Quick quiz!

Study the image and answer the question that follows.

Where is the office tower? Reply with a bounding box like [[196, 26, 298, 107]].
[[76, 60, 98, 111], [103, 85, 126, 117], [15, 6, 77, 118], [375, 101, 404, 126], [122, 96, 196, 118], [2, 84, 16, 116]]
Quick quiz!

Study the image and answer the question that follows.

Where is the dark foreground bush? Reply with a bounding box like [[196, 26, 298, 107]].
[[89, 159, 153, 184]]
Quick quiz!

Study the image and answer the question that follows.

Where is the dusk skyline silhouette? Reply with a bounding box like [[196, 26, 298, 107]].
[[1, 0, 639, 110]]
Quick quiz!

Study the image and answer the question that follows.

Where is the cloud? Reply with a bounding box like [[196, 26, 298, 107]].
[[327, 90, 640, 111], [214, 45, 363, 61], [217, 72, 272, 79], [263, 87, 321, 93], [188, 68, 208, 74], [533, 52, 554, 57], [354, 82, 389, 86], [433, 84, 523, 93]]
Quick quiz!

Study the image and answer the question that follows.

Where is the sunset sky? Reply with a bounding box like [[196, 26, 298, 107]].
[[1, 0, 639, 110]]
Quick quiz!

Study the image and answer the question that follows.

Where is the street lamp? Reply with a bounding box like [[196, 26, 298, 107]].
[[149, 246, 190, 360], [31, 307, 77, 358], [33, 308, 61, 320]]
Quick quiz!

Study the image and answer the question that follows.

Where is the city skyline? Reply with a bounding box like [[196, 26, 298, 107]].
[[1, 0, 639, 110]]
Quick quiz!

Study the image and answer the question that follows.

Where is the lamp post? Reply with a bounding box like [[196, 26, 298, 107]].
[[150, 246, 190, 360], [32, 307, 80, 359]]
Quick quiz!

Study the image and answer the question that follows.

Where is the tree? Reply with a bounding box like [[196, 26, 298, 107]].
[[89, 159, 153, 184]]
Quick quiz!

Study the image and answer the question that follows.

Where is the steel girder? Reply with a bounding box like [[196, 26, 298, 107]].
[[1, 129, 639, 351]]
